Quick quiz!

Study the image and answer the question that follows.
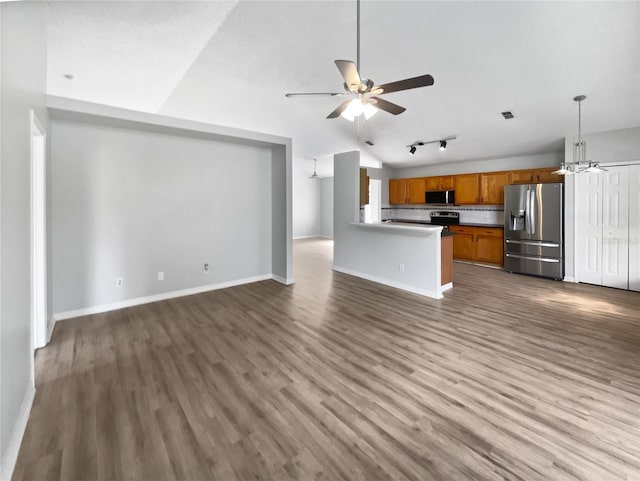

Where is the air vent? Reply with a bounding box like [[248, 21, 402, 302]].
[[365, 140, 374, 146], [501, 111, 515, 119]]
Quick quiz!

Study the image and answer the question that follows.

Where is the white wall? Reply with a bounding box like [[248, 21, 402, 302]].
[[564, 126, 640, 281], [394, 152, 563, 178], [51, 120, 273, 315], [292, 157, 321, 238], [319, 177, 333, 238], [0, 3, 48, 478]]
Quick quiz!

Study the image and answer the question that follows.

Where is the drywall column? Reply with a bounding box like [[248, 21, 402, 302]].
[[272, 143, 293, 283], [0, 2, 48, 478]]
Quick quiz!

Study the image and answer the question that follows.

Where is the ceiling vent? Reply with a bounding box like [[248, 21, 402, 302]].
[[501, 111, 515, 119]]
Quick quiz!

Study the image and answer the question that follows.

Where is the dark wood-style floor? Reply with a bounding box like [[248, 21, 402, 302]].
[[14, 238, 640, 481]]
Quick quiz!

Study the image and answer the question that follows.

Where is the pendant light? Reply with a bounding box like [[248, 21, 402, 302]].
[[553, 95, 606, 175], [308, 159, 320, 179]]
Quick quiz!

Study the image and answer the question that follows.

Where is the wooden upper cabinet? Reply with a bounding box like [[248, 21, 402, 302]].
[[407, 178, 427, 204], [479, 171, 509, 205], [535, 167, 564, 183], [510, 168, 564, 184], [389, 179, 408, 204], [509, 170, 535, 184], [453, 174, 480, 204], [425, 175, 454, 191], [359, 168, 369, 206]]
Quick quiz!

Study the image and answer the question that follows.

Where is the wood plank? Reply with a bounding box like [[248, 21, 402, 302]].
[[12, 238, 640, 481]]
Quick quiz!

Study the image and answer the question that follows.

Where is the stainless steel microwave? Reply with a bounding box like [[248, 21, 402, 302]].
[[425, 190, 455, 205]]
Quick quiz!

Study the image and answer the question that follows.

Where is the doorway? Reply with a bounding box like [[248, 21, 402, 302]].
[[30, 111, 47, 350]]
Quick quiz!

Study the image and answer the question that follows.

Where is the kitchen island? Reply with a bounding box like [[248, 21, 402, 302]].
[[334, 151, 451, 299]]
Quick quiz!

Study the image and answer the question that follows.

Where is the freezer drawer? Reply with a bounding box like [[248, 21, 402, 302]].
[[504, 252, 564, 280], [505, 238, 561, 259]]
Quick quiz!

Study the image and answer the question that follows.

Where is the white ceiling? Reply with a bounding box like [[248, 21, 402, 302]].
[[47, 1, 640, 176]]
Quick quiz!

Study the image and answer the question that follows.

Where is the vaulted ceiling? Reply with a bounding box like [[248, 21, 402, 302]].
[[47, 1, 640, 174]]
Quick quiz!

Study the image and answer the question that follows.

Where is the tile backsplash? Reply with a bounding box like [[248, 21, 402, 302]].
[[381, 206, 504, 225]]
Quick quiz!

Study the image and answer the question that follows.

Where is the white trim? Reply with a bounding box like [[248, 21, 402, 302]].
[[0, 387, 35, 481], [293, 235, 322, 240], [54, 274, 274, 321], [441, 282, 453, 292], [332, 265, 443, 299], [30, 111, 47, 352], [272, 274, 294, 285], [563, 276, 577, 283]]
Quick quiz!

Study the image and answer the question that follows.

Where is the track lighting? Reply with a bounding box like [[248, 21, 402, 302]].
[[407, 136, 456, 155]]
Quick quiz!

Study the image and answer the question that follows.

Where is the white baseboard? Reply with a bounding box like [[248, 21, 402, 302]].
[[272, 274, 295, 285], [441, 282, 453, 292], [563, 276, 577, 283], [332, 265, 443, 299], [0, 386, 35, 481], [293, 235, 319, 240], [53, 274, 274, 321]]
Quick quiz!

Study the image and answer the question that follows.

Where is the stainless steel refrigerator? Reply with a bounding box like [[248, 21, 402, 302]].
[[504, 183, 564, 280]]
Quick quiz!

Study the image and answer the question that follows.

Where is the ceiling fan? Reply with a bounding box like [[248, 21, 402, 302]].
[[285, 0, 434, 121]]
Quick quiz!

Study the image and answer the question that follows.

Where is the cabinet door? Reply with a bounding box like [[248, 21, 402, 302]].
[[476, 228, 504, 265], [479, 172, 509, 205], [536, 167, 564, 184], [425, 176, 440, 191], [439, 175, 455, 190], [449, 226, 476, 260], [510, 170, 535, 184], [407, 178, 426, 204], [453, 174, 480, 204], [389, 179, 407, 204]]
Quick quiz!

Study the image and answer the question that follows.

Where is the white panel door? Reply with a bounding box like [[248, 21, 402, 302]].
[[576, 172, 603, 285], [629, 165, 640, 292], [601, 167, 629, 289]]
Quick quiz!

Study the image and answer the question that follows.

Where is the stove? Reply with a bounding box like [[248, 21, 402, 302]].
[[430, 211, 460, 226]]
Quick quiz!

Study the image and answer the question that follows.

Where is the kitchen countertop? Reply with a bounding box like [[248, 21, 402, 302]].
[[385, 219, 503, 229]]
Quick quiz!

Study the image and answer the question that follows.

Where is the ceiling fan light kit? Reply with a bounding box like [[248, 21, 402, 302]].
[[285, 0, 434, 121], [552, 95, 606, 175]]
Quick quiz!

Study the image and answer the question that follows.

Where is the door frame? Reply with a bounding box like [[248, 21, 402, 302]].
[[30, 110, 47, 355]]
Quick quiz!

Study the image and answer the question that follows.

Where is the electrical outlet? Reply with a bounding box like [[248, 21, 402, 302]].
[[116, 278, 123, 287], [399, 264, 405, 272], [158, 271, 164, 281], [204, 263, 210, 273]]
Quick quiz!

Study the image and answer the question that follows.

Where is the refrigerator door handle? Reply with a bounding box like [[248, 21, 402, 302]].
[[506, 239, 560, 247], [505, 253, 560, 263], [529, 189, 536, 235]]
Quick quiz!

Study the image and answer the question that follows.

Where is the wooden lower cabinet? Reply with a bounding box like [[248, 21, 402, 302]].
[[449, 226, 504, 266], [476, 228, 504, 264]]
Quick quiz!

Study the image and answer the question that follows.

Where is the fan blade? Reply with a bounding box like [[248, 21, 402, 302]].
[[285, 92, 346, 97], [335, 60, 362, 92], [327, 99, 352, 119], [370, 97, 406, 115], [373, 74, 434, 95]]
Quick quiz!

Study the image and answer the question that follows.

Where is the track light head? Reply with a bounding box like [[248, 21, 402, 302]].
[[409, 145, 417, 155], [439, 140, 447, 151]]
